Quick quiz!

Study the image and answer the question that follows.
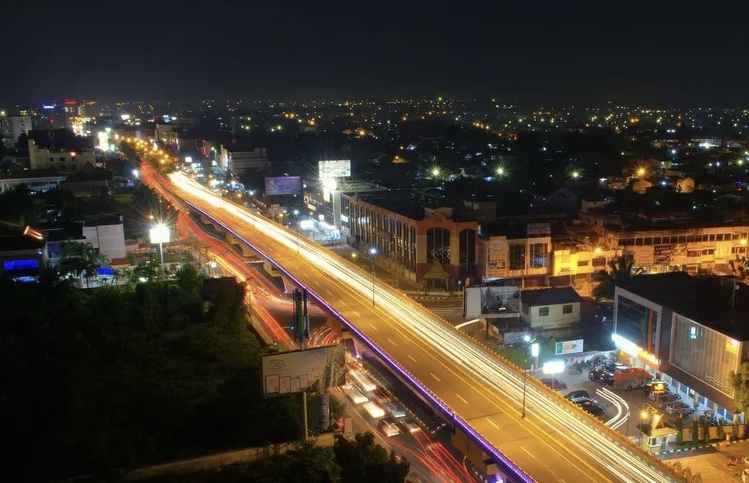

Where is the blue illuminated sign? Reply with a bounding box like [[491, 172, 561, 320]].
[[98, 267, 115, 277], [3, 259, 40, 271]]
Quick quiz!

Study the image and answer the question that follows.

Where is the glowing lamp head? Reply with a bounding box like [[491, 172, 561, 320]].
[[369, 247, 377, 256], [149, 224, 170, 244], [432, 167, 440, 177]]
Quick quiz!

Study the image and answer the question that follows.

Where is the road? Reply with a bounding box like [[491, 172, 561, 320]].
[[142, 163, 679, 483]]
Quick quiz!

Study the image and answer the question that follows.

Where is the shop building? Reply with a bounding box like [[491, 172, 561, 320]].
[[613, 273, 749, 421]]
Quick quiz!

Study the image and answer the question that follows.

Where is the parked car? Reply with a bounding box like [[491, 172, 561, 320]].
[[565, 390, 591, 400], [668, 406, 694, 416], [653, 393, 681, 404], [540, 378, 567, 390], [666, 402, 693, 414], [571, 397, 604, 416]]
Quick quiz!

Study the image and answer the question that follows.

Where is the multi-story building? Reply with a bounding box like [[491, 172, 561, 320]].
[[0, 114, 32, 147], [579, 209, 749, 274], [341, 190, 478, 286], [27, 129, 96, 174], [613, 273, 749, 421]]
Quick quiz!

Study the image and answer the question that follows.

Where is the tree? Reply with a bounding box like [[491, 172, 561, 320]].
[[333, 432, 410, 483], [57, 239, 109, 287], [593, 255, 644, 301], [728, 362, 749, 425]]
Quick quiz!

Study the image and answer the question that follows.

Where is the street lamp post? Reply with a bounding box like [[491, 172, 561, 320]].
[[369, 247, 377, 306], [522, 337, 540, 419], [432, 167, 440, 189], [293, 209, 301, 253]]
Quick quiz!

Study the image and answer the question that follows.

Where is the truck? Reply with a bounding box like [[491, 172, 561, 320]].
[[613, 368, 652, 390]]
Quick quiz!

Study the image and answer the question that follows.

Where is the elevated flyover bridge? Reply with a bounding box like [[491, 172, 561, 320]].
[[142, 165, 681, 483]]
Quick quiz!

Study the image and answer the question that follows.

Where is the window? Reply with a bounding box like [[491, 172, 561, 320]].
[[539, 307, 549, 316], [717, 234, 724, 241], [563, 304, 573, 314], [509, 244, 525, 270], [530, 243, 548, 268], [709, 234, 716, 242], [577, 260, 589, 267], [644, 237, 653, 245]]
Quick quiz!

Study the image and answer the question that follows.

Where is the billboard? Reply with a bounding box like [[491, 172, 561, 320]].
[[265, 176, 302, 196], [261, 344, 346, 397], [555, 339, 584, 355], [318, 160, 351, 178], [465, 285, 521, 318]]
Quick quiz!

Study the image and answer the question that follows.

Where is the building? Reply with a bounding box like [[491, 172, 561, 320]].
[[578, 209, 749, 275], [0, 114, 32, 147], [341, 190, 478, 285], [27, 129, 96, 174], [520, 286, 582, 329], [478, 221, 552, 288], [228, 147, 271, 175], [0, 226, 48, 282], [0, 170, 66, 193], [83, 214, 126, 262], [612, 273, 749, 421]]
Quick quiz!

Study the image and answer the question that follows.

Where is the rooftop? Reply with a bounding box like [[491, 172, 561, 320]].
[[350, 190, 476, 222], [622, 272, 749, 340], [521, 286, 582, 306]]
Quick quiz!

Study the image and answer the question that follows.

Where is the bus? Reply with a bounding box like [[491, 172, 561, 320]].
[[341, 384, 369, 405], [349, 370, 377, 392]]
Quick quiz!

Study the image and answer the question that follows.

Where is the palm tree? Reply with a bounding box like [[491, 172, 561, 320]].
[[57, 239, 109, 287], [593, 255, 643, 301]]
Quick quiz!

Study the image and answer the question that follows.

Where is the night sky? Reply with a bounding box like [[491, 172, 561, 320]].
[[2, 0, 748, 106]]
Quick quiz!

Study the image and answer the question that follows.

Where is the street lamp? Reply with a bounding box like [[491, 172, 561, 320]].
[[149, 223, 170, 279], [369, 247, 377, 306], [496, 166, 505, 178], [293, 209, 300, 253], [522, 336, 539, 419], [209, 260, 217, 278], [432, 167, 440, 188]]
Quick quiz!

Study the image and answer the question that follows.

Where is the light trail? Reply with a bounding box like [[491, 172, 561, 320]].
[[145, 165, 681, 482]]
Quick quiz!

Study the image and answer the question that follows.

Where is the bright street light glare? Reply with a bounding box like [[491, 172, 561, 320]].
[[149, 224, 170, 244]]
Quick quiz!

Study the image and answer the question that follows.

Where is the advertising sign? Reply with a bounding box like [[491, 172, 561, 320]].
[[555, 339, 584, 355], [654, 245, 672, 265], [265, 176, 302, 196], [527, 222, 551, 237], [261, 344, 346, 397], [318, 160, 351, 178]]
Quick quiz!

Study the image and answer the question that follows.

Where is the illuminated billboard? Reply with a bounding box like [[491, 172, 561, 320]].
[[318, 160, 351, 178], [265, 176, 302, 196], [261, 344, 346, 397]]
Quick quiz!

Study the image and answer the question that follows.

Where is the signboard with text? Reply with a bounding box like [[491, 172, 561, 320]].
[[527, 222, 551, 237], [260, 344, 346, 398], [555, 339, 584, 355], [265, 176, 302, 196], [318, 159, 351, 178]]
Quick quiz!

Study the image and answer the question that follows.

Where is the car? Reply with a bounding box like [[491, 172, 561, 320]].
[[668, 406, 694, 416], [652, 393, 681, 403], [378, 418, 400, 437], [385, 402, 407, 419], [571, 397, 604, 416], [666, 402, 692, 414], [400, 419, 421, 434], [565, 390, 590, 400], [540, 378, 567, 390]]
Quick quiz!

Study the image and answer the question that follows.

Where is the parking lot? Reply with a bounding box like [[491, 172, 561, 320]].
[[535, 360, 670, 441], [661, 440, 749, 481]]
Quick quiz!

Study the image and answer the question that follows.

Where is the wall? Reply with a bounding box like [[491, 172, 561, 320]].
[[123, 433, 335, 481], [29, 139, 95, 173], [83, 223, 126, 260], [522, 302, 580, 329]]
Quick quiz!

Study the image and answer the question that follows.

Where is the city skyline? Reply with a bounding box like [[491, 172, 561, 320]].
[[3, 1, 749, 106]]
